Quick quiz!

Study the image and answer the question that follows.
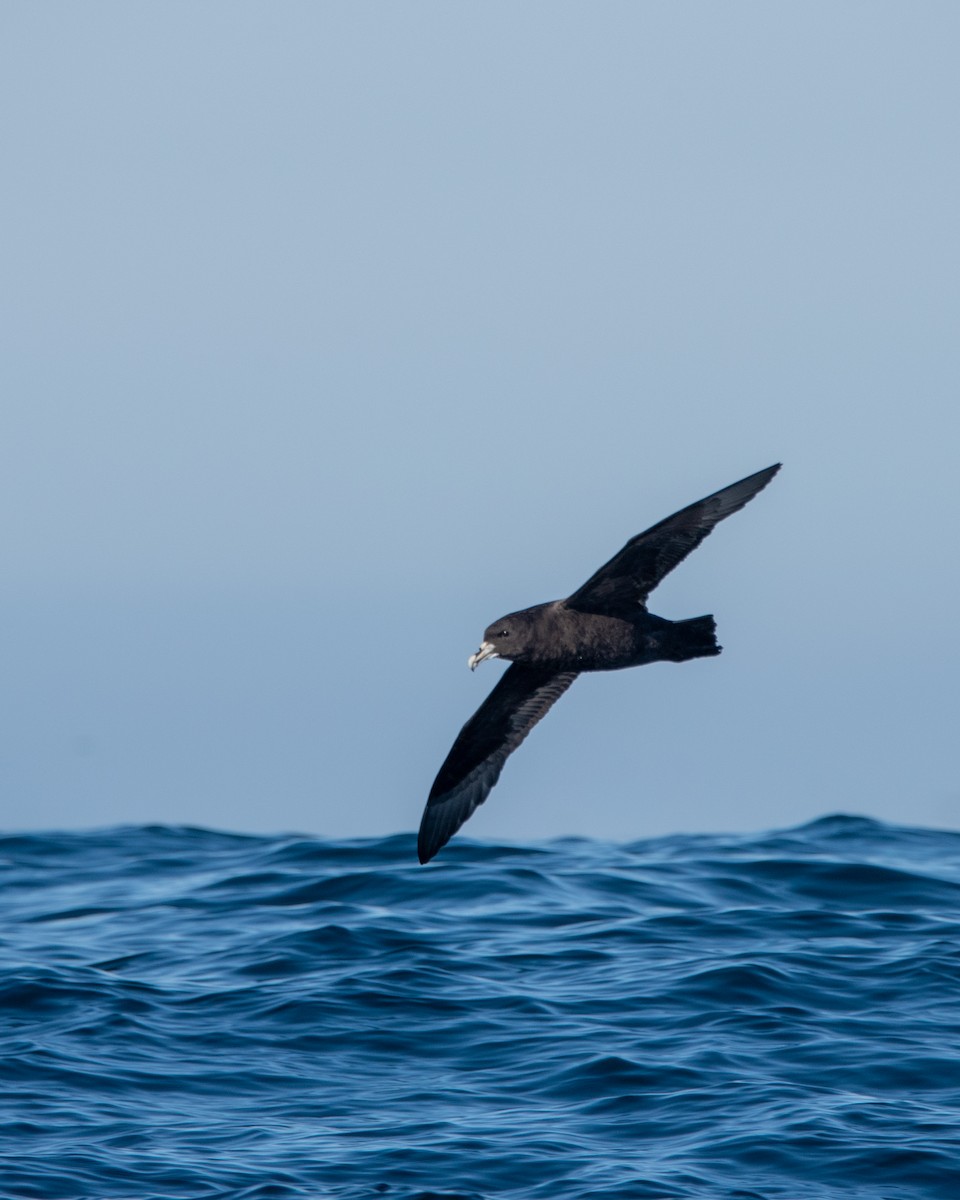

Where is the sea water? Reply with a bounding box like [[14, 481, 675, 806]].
[[2, 816, 959, 1199]]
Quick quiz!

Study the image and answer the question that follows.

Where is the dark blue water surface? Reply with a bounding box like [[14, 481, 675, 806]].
[[2, 816, 960, 1200]]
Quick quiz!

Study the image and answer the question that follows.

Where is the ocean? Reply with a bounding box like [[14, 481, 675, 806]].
[[2, 815, 959, 1200]]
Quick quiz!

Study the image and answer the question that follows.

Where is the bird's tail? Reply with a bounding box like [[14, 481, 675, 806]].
[[663, 614, 721, 662]]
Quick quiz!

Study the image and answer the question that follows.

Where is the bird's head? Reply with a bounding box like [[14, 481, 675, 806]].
[[468, 609, 537, 670]]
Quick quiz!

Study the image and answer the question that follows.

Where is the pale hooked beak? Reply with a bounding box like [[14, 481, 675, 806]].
[[468, 641, 499, 671]]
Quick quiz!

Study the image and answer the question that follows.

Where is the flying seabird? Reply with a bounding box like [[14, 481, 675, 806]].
[[417, 464, 781, 863]]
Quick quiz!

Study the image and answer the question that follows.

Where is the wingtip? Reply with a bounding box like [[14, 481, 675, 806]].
[[733, 461, 782, 500], [416, 827, 434, 864], [417, 815, 447, 865]]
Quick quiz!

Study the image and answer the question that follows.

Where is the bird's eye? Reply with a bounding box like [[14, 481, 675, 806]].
[[498, 629, 510, 638]]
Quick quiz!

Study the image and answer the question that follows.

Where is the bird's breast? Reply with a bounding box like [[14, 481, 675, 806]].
[[530, 605, 642, 671]]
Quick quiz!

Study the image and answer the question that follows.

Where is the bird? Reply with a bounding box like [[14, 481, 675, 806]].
[[417, 463, 781, 864]]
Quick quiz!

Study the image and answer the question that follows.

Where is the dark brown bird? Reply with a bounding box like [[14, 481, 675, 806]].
[[417, 464, 780, 863]]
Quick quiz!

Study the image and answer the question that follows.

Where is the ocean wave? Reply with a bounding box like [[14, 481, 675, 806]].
[[2, 815, 959, 1199]]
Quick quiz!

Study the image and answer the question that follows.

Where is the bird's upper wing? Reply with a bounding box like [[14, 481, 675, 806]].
[[565, 463, 780, 616], [418, 664, 579, 864]]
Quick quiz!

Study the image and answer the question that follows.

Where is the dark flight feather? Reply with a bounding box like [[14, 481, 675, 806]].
[[566, 464, 780, 616], [418, 666, 578, 864]]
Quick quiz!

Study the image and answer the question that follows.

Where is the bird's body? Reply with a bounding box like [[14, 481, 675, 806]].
[[473, 602, 718, 672], [417, 464, 781, 863]]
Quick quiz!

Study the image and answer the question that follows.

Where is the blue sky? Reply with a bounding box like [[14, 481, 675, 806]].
[[3, 2, 959, 841]]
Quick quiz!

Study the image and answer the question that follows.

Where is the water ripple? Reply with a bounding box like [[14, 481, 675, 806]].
[[2, 816, 959, 1198]]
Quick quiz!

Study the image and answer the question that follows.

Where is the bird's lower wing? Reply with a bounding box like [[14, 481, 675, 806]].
[[565, 463, 780, 615], [418, 665, 579, 863]]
